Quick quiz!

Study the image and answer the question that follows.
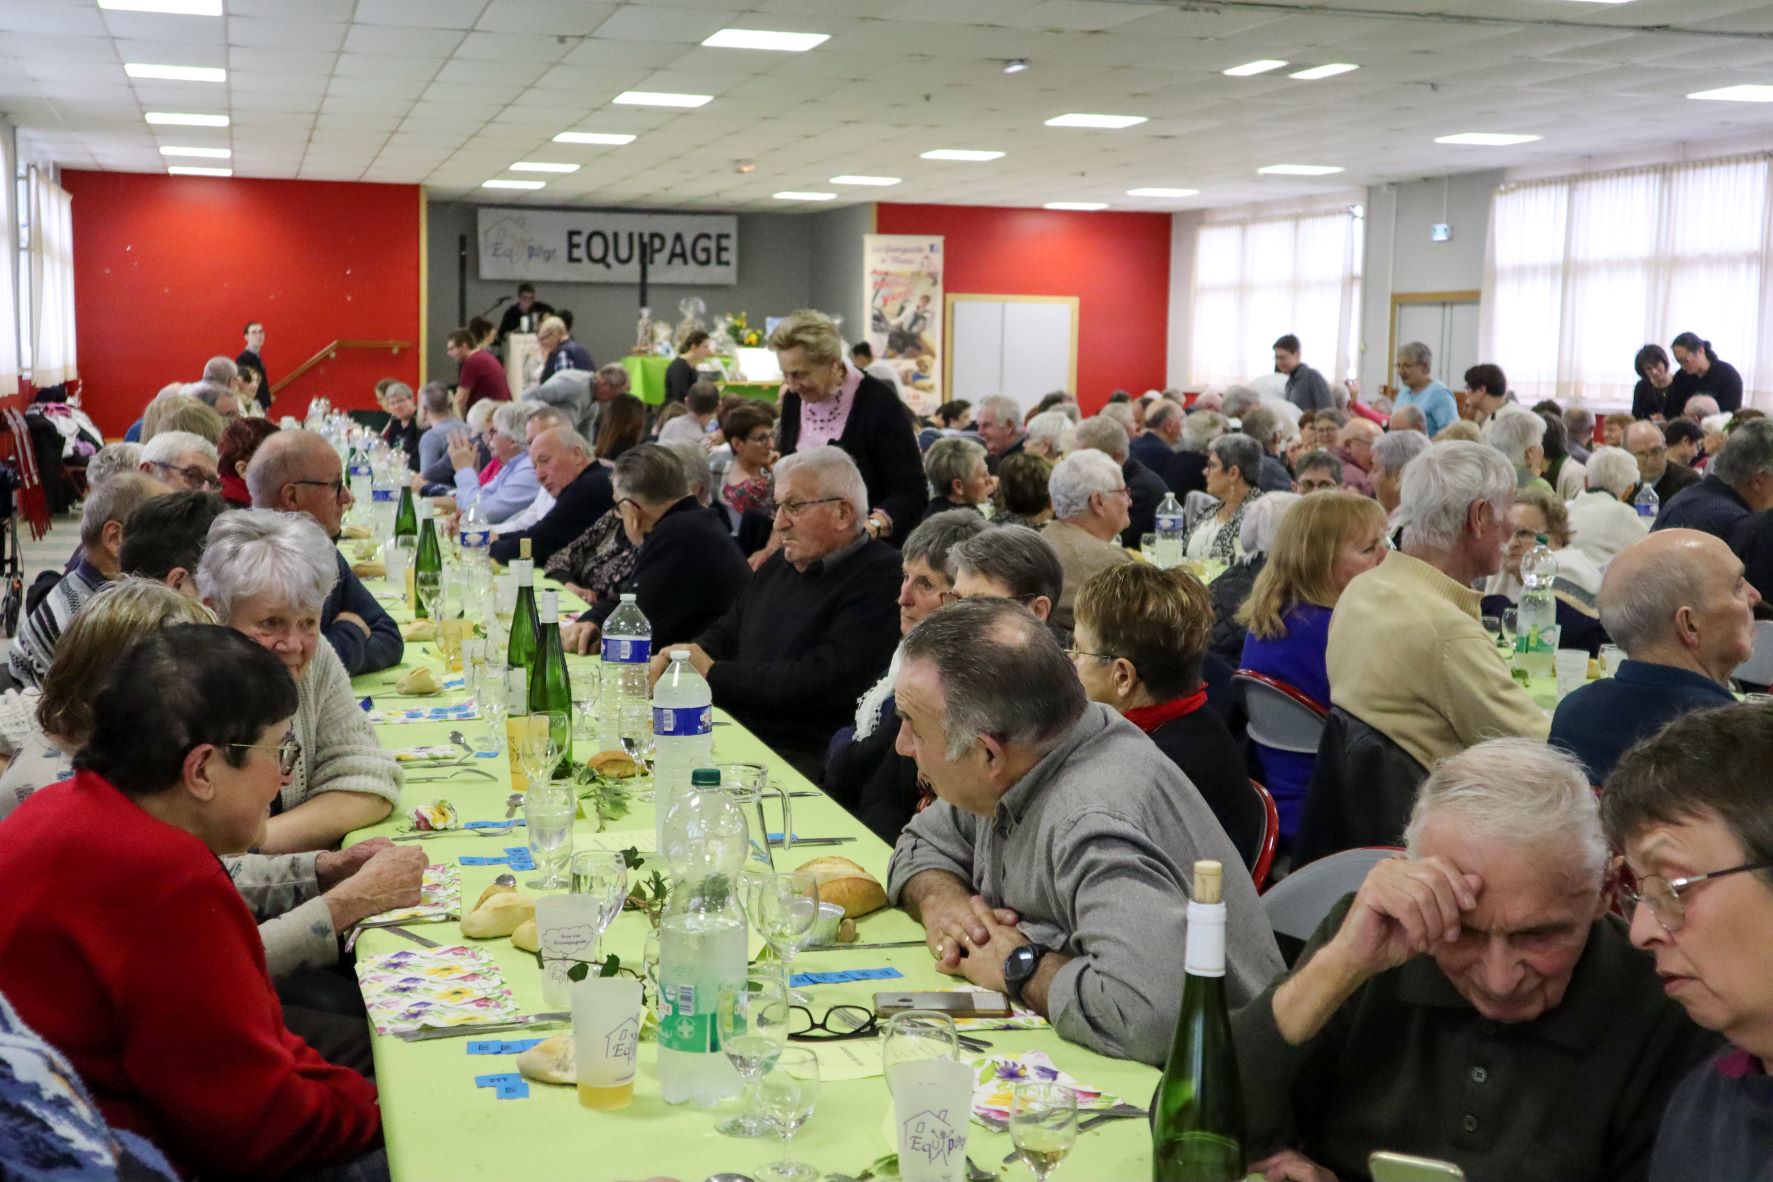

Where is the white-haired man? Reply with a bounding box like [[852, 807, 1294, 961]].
[[1131, 399, 1183, 474], [1327, 441, 1547, 770], [1488, 407, 1554, 496], [1041, 450, 1134, 633], [535, 314, 594, 383], [1236, 738, 1720, 1182], [443, 401, 539, 524], [1072, 415, 1168, 547], [653, 446, 902, 782], [975, 395, 1026, 473], [139, 430, 220, 493], [487, 425, 611, 567], [1567, 445, 1649, 567]]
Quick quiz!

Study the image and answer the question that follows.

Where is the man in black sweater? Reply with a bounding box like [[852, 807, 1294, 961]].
[[245, 430, 404, 676], [488, 426, 611, 567], [652, 446, 901, 782]]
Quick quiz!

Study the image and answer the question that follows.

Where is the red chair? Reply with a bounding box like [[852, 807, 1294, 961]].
[[1249, 779, 1280, 892], [1234, 669, 1330, 754]]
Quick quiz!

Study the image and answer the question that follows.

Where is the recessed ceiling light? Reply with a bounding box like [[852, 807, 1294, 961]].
[[99, 0, 222, 13], [1290, 63, 1359, 80], [613, 91, 713, 108], [484, 179, 546, 190], [1045, 113, 1147, 129], [830, 175, 901, 186], [1045, 202, 1108, 211], [1434, 132, 1542, 145], [145, 111, 228, 127], [159, 145, 231, 159], [701, 29, 829, 52], [773, 191, 837, 202], [167, 166, 230, 177], [509, 161, 579, 173], [1258, 164, 1344, 176], [126, 63, 225, 83], [1688, 84, 1773, 103], [921, 149, 1005, 161], [1223, 60, 1288, 77], [552, 132, 637, 145], [1127, 187, 1200, 198]]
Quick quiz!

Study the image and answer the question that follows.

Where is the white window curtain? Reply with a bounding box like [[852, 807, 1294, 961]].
[[1480, 154, 1773, 408], [1189, 206, 1363, 390], [27, 170, 75, 389], [0, 133, 17, 396]]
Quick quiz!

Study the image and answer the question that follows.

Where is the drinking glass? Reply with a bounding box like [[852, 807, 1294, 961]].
[[569, 851, 629, 937], [1140, 532, 1160, 563], [757, 1047, 819, 1182], [1500, 607, 1519, 652], [571, 682, 600, 746], [1010, 1082, 1078, 1181], [745, 872, 820, 1003], [383, 536, 413, 594], [523, 785, 575, 890], [520, 712, 566, 786], [476, 676, 507, 754], [716, 967, 791, 1138], [1481, 614, 1502, 649], [881, 1010, 960, 1074]]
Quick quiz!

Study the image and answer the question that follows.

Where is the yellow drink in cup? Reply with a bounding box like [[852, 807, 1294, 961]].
[[577, 1079, 634, 1111], [440, 618, 472, 672]]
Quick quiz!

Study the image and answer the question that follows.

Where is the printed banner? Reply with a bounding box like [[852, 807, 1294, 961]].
[[478, 208, 738, 285], [864, 234, 943, 412]]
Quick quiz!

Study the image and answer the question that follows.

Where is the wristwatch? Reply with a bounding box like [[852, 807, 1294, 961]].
[[1002, 943, 1047, 1009]]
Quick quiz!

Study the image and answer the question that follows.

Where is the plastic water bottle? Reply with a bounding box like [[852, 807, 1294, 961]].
[[347, 455, 373, 517], [1155, 491, 1185, 569], [599, 594, 653, 759], [369, 466, 398, 544], [657, 769, 749, 1107], [652, 651, 715, 855], [1516, 535, 1559, 679], [1634, 480, 1660, 520], [457, 500, 491, 569]]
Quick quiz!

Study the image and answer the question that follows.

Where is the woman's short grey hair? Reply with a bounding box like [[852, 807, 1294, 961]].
[[1398, 340, 1432, 368], [197, 508, 339, 622], [924, 436, 987, 497], [901, 597, 1085, 761], [1710, 418, 1773, 487], [1372, 429, 1432, 478], [1097, 402, 1136, 438], [1240, 491, 1299, 559], [1701, 412, 1733, 437], [946, 525, 1063, 606], [1025, 410, 1073, 454], [1488, 408, 1545, 468], [202, 356, 238, 386], [613, 443, 690, 506], [1208, 433, 1263, 488], [766, 308, 847, 367], [1182, 410, 1228, 452], [466, 398, 499, 433], [903, 509, 990, 580], [1584, 446, 1639, 497], [1405, 738, 1607, 885], [141, 430, 218, 467], [772, 445, 868, 522], [87, 443, 143, 488], [1072, 415, 1131, 461], [384, 380, 414, 405], [1393, 440, 1515, 551], [1048, 449, 1123, 519], [491, 400, 536, 444], [1239, 405, 1281, 448], [660, 439, 713, 505]]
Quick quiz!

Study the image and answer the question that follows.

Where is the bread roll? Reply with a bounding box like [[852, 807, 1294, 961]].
[[475, 881, 516, 910], [516, 1034, 575, 1085], [585, 750, 642, 779], [794, 855, 887, 918], [395, 666, 441, 694], [461, 889, 535, 938], [510, 916, 539, 953], [351, 561, 386, 580], [401, 620, 439, 643]]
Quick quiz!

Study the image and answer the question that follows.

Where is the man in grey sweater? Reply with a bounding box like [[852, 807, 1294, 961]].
[[886, 598, 1283, 1066]]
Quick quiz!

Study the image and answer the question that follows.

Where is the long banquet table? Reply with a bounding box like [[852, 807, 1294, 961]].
[[345, 573, 1164, 1181]]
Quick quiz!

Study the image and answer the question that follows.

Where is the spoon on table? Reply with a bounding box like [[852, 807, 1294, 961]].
[[447, 729, 474, 757], [503, 792, 522, 819], [493, 872, 517, 888]]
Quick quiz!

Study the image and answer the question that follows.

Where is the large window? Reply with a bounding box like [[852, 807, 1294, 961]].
[[1189, 205, 1363, 390], [1481, 154, 1773, 408]]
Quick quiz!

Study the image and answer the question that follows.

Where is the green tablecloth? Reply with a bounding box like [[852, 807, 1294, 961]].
[[617, 355, 671, 405], [349, 577, 1163, 1181]]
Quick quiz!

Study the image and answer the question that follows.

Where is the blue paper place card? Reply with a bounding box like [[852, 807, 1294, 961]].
[[789, 967, 903, 988]]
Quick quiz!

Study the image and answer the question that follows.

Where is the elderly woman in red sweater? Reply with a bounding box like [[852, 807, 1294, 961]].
[[0, 624, 383, 1180]]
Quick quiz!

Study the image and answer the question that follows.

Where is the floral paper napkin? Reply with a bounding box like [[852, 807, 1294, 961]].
[[354, 945, 522, 1036], [361, 863, 460, 926], [970, 1051, 1121, 1126]]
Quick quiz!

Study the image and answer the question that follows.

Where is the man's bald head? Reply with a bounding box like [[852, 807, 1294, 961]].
[[245, 429, 351, 538], [1601, 529, 1759, 679], [1623, 420, 1668, 483]]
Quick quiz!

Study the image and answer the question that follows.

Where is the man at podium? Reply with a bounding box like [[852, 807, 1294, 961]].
[[497, 282, 553, 341]]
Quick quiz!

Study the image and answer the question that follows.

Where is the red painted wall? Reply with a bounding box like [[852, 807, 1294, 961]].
[[874, 203, 1171, 414], [63, 170, 422, 436]]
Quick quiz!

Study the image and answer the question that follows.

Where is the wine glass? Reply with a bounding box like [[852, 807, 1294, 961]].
[[571, 682, 600, 746], [1010, 1082, 1078, 1181], [757, 1047, 819, 1182], [716, 967, 791, 1138], [519, 713, 564, 787], [569, 851, 628, 938], [523, 785, 575, 890], [880, 1010, 960, 1076], [1481, 614, 1502, 649], [745, 872, 820, 1003], [1500, 607, 1519, 653]]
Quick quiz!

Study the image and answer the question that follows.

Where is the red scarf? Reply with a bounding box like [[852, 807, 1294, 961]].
[[219, 471, 252, 508], [1124, 687, 1209, 734]]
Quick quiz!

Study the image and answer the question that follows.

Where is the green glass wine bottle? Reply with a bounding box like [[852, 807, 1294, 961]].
[[394, 485, 419, 540], [412, 500, 443, 620], [1152, 860, 1246, 1182], [506, 540, 539, 674], [527, 588, 573, 777]]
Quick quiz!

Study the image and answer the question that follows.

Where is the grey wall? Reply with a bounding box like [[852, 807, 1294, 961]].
[[1358, 171, 1501, 396], [425, 200, 873, 383]]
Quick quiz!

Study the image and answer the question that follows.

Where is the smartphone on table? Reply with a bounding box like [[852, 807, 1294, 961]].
[[1369, 1151, 1467, 1182], [873, 990, 1011, 1019]]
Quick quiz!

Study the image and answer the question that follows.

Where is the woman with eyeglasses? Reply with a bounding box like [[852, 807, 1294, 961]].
[[0, 625, 387, 1181], [197, 510, 402, 855]]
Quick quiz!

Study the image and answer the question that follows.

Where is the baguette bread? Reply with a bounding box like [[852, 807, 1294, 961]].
[[794, 855, 887, 918], [395, 666, 441, 694], [510, 916, 539, 953], [461, 889, 535, 938], [515, 1034, 575, 1085]]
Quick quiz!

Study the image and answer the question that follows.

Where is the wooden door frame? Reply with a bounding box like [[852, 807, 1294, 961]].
[[943, 293, 1081, 404], [1385, 290, 1480, 397]]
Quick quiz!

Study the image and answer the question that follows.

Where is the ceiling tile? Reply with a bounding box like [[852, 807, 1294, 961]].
[[592, 5, 738, 43], [354, 0, 490, 30], [477, 1, 615, 35], [227, 17, 347, 51]]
